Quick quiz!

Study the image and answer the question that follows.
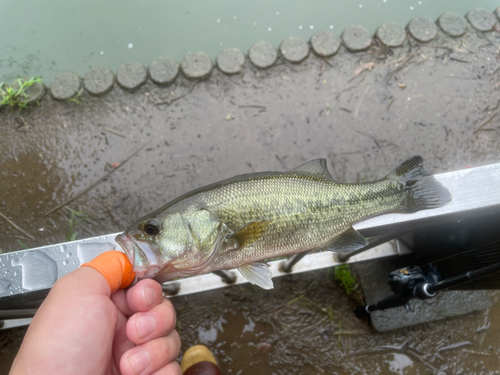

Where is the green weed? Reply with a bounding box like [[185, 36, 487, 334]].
[[16, 240, 28, 249], [64, 207, 96, 241], [68, 89, 84, 104], [0, 77, 43, 111], [334, 265, 358, 295], [325, 102, 332, 116], [327, 305, 335, 324], [286, 294, 305, 306]]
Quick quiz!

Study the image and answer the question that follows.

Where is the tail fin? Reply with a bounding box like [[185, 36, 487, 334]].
[[387, 156, 451, 212]]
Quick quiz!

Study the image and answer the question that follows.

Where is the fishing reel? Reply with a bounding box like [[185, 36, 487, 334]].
[[355, 265, 442, 319], [355, 254, 500, 320], [388, 265, 441, 308]]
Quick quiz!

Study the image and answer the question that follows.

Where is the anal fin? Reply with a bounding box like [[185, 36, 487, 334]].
[[238, 262, 274, 290], [325, 227, 369, 252]]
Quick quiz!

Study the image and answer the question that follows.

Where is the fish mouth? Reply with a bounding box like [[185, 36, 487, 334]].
[[115, 233, 163, 279]]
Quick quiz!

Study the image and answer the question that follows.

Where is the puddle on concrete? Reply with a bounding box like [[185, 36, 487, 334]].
[[1, 29, 500, 373]]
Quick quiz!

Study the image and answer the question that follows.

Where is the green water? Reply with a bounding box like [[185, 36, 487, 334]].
[[0, 0, 498, 83]]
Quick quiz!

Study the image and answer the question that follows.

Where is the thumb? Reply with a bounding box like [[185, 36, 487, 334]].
[[81, 251, 136, 295]]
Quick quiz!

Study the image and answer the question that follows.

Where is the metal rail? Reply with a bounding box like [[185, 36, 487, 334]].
[[0, 162, 499, 329], [1, 241, 408, 329]]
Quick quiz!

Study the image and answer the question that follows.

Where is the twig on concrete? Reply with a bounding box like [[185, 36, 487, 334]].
[[349, 62, 375, 82], [385, 48, 417, 84], [485, 99, 500, 113], [0, 212, 35, 240], [475, 32, 494, 48], [330, 159, 347, 183], [438, 341, 473, 353], [449, 57, 469, 64], [316, 49, 332, 76], [102, 128, 126, 138], [335, 84, 359, 100], [333, 331, 364, 335], [386, 98, 395, 111], [275, 155, 287, 170], [319, 60, 327, 76], [138, 93, 149, 109], [473, 112, 498, 134], [238, 105, 267, 110], [16, 117, 28, 129], [355, 129, 399, 162], [44, 142, 149, 215], [155, 84, 197, 105], [354, 85, 371, 117]]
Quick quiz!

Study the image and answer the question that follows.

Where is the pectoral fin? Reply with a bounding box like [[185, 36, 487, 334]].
[[238, 262, 274, 290], [227, 220, 271, 249], [325, 227, 368, 252]]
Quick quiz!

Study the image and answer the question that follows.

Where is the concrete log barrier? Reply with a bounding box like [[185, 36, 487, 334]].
[[149, 57, 179, 86], [407, 16, 437, 42], [342, 25, 372, 52], [310, 30, 341, 57], [216, 48, 245, 75], [181, 52, 214, 80], [376, 22, 406, 47], [466, 8, 497, 32], [249, 41, 278, 69], [438, 13, 468, 37], [116, 62, 148, 91], [50, 73, 82, 101], [84, 67, 115, 96], [280, 37, 309, 63]]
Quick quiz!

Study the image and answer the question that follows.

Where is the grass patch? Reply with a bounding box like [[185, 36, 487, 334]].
[[286, 294, 305, 306], [334, 265, 358, 295], [64, 207, 96, 241], [68, 89, 84, 104], [16, 240, 28, 249], [0, 77, 43, 111]]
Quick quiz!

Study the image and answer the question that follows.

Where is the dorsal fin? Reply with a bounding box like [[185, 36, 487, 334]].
[[292, 159, 335, 180]]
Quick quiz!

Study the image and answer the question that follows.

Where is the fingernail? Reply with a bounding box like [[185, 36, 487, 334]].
[[143, 286, 155, 307], [127, 350, 150, 374], [136, 314, 156, 338]]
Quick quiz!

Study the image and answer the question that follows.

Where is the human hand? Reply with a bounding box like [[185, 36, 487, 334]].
[[10, 263, 181, 375]]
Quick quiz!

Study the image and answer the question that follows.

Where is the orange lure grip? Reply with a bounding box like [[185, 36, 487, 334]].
[[81, 251, 136, 293]]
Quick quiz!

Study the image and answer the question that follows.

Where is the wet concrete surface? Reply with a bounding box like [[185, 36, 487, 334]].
[[1, 29, 500, 373], [170, 269, 500, 374]]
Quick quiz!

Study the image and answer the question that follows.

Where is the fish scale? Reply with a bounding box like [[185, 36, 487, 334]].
[[116, 156, 451, 289]]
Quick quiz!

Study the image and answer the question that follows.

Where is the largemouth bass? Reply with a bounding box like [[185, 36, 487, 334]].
[[116, 156, 450, 289]]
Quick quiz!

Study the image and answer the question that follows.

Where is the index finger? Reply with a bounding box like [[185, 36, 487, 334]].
[[112, 279, 165, 316]]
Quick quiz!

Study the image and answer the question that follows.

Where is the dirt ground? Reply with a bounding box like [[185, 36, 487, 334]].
[[1, 28, 500, 373]]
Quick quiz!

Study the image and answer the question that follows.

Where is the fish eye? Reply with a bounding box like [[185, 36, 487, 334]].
[[142, 220, 160, 237]]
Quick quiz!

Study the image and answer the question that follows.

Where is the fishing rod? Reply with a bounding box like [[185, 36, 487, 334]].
[[355, 260, 500, 319]]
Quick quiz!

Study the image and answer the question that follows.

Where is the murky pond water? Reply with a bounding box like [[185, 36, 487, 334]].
[[1, 10, 500, 374], [1, 0, 499, 82]]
